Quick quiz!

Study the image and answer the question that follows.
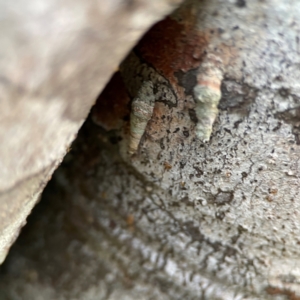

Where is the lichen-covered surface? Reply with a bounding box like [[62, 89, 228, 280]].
[[0, 114, 295, 299], [0, 0, 182, 263], [1, 0, 300, 299], [0, 121, 264, 299]]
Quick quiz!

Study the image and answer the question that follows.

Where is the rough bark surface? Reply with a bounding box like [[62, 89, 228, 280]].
[[1, 0, 300, 299], [0, 0, 182, 263]]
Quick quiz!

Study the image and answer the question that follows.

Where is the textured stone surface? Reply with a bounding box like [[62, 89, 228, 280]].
[[0, 0, 182, 263], [1, 0, 300, 299]]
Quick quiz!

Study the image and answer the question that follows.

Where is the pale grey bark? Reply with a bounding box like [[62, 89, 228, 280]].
[[1, 0, 300, 299], [0, 0, 182, 263]]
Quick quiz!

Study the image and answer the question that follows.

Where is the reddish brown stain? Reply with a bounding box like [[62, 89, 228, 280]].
[[135, 16, 209, 91], [126, 214, 135, 232], [269, 188, 278, 195], [147, 102, 169, 140], [266, 195, 273, 202], [164, 162, 172, 170], [266, 287, 300, 300], [91, 72, 130, 131], [126, 215, 134, 226]]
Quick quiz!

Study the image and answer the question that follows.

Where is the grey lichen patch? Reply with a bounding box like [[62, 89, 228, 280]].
[[273, 90, 300, 144], [214, 191, 234, 206], [219, 79, 257, 117], [128, 81, 155, 155]]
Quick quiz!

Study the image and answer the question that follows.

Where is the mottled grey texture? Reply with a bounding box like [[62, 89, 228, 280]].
[[119, 0, 300, 296], [0, 121, 256, 299], [1, 0, 300, 299], [0, 0, 182, 263]]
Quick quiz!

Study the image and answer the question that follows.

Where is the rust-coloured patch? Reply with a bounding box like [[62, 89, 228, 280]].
[[266, 287, 300, 300], [164, 162, 172, 170], [225, 171, 231, 178], [269, 187, 278, 195], [126, 215, 135, 232], [91, 72, 130, 131], [135, 16, 209, 91], [147, 102, 169, 140], [266, 195, 273, 202], [126, 214, 134, 226]]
